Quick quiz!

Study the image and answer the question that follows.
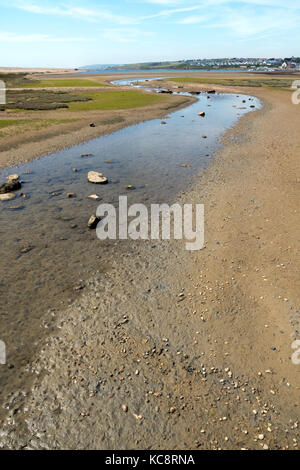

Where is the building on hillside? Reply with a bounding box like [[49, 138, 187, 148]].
[[281, 57, 297, 69]]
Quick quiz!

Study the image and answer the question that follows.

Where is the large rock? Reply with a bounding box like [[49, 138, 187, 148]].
[[0, 193, 16, 201], [88, 171, 108, 185], [0, 180, 21, 194]]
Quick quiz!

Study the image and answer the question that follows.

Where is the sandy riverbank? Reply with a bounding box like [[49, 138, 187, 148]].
[[0, 80, 299, 449], [0, 67, 79, 74]]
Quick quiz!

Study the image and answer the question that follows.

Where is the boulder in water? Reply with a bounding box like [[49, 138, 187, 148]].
[[0, 180, 21, 194], [88, 171, 108, 184]]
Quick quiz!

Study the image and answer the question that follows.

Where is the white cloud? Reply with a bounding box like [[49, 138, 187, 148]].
[[3, 0, 300, 40], [100, 28, 154, 43], [0, 32, 89, 42], [9, 1, 136, 24]]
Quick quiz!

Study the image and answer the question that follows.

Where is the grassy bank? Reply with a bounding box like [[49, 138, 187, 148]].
[[20, 78, 109, 88], [0, 118, 78, 137], [68, 90, 166, 111], [169, 77, 293, 90]]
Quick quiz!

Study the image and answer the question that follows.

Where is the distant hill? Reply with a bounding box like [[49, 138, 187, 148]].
[[79, 61, 193, 71], [79, 61, 242, 71], [79, 64, 119, 70]]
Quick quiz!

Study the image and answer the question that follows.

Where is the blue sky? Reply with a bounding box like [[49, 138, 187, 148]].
[[0, 0, 299, 67]]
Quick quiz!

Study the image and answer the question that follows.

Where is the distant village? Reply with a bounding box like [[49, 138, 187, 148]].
[[182, 57, 300, 71], [86, 57, 300, 72]]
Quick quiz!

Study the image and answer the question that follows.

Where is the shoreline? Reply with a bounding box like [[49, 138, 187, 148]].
[[2, 69, 296, 171], [0, 81, 299, 449], [0, 94, 195, 171]]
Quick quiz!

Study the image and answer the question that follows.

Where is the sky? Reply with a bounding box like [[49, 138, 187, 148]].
[[0, 0, 299, 67]]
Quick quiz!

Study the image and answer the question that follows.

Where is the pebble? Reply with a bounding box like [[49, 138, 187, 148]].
[[133, 413, 143, 420], [88, 215, 101, 229]]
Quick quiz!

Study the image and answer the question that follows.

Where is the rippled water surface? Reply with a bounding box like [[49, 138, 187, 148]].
[[0, 81, 261, 406]]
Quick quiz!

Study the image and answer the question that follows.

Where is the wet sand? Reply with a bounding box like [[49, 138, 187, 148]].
[[0, 78, 299, 449]]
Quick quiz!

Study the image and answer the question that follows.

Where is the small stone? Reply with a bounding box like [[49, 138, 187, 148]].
[[122, 405, 128, 413], [258, 434, 264, 440], [67, 193, 76, 198], [198, 112, 205, 117], [125, 185, 136, 190], [88, 215, 101, 229], [88, 194, 101, 201], [7, 174, 19, 181], [0, 193, 16, 201]]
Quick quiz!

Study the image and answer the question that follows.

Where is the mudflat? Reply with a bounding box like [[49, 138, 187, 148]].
[[0, 73, 299, 449]]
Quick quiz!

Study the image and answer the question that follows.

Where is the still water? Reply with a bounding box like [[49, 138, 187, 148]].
[[0, 80, 261, 406]]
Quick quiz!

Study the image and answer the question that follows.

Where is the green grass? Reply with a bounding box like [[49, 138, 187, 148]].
[[0, 72, 38, 88], [20, 78, 109, 88], [68, 90, 166, 111], [0, 119, 29, 129], [0, 118, 78, 136], [169, 77, 293, 90]]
